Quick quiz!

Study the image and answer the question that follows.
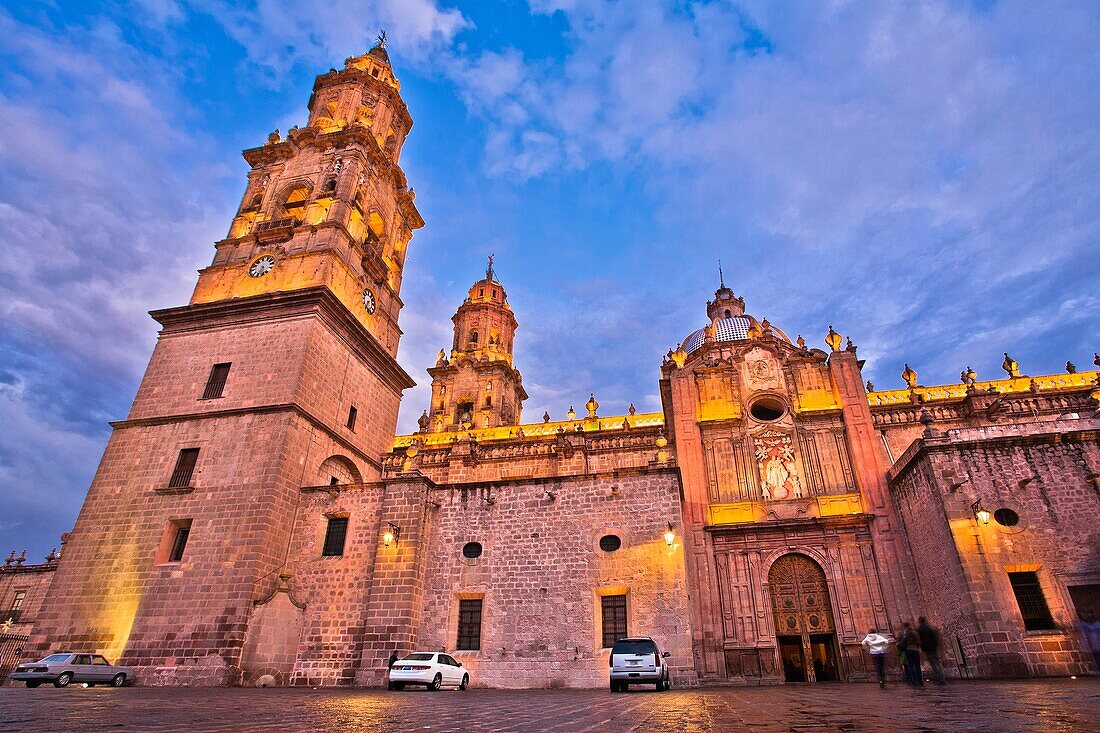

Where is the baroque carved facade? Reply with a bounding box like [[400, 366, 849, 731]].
[[15, 46, 1100, 688]]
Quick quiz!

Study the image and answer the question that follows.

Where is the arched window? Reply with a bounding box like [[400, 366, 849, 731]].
[[281, 186, 310, 221], [724, 309, 731, 318], [469, 330, 479, 345], [322, 178, 337, 194], [317, 455, 362, 486]]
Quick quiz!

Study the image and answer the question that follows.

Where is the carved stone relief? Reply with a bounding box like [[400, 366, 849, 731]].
[[753, 430, 803, 501]]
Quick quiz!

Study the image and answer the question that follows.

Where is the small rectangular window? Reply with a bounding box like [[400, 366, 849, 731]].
[[10, 591, 26, 611], [322, 517, 349, 557], [347, 405, 358, 431], [202, 363, 231, 399], [1009, 571, 1056, 630], [168, 448, 200, 489], [601, 594, 628, 648], [168, 523, 191, 563], [457, 599, 483, 650]]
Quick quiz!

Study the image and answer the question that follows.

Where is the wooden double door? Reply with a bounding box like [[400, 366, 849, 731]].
[[770, 554, 841, 682]]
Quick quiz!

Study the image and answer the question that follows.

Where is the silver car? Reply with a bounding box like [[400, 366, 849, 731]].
[[10, 653, 134, 688]]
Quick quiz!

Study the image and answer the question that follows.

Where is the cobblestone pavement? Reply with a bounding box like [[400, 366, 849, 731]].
[[2, 679, 1097, 733]]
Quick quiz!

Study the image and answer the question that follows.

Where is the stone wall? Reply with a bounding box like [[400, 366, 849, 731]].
[[889, 417, 1100, 677], [415, 467, 693, 688]]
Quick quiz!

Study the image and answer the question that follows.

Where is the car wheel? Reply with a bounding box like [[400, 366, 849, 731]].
[[54, 672, 73, 688], [428, 674, 442, 691], [111, 673, 127, 687], [459, 674, 469, 691], [26, 681, 41, 689]]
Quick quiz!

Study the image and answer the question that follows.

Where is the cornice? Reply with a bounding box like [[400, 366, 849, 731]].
[[110, 402, 384, 472], [151, 287, 415, 392]]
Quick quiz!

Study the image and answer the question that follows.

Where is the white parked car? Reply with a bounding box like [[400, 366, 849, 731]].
[[609, 637, 671, 691], [387, 652, 470, 691], [10, 653, 134, 688]]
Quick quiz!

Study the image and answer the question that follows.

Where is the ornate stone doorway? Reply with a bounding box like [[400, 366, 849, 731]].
[[769, 553, 841, 682]]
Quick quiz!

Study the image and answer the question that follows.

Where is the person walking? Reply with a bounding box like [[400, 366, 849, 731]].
[[898, 622, 924, 686], [861, 628, 892, 688], [918, 617, 946, 685], [388, 650, 399, 670]]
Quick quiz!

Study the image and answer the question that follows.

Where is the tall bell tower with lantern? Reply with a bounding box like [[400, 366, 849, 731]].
[[24, 36, 423, 683]]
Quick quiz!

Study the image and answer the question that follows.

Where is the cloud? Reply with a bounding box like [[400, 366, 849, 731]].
[[193, 0, 471, 77], [0, 8, 226, 558], [439, 0, 1100, 389]]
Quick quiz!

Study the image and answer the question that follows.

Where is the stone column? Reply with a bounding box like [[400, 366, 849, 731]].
[[355, 472, 435, 686], [828, 350, 918, 625]]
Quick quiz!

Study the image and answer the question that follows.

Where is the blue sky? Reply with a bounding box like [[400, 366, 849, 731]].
[[1, 0, 1098, 560]]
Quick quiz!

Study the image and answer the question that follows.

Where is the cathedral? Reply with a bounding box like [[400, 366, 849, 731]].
[[9, 42, 1099, 688]]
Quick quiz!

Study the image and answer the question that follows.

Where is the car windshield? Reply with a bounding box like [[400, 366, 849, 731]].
[[40, 654, 71, 663], [402, 653, 435, 662], [612, 640, 657, 656]]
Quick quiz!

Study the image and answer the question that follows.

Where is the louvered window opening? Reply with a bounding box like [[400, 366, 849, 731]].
[[1008, 571, 1055, 630], [323, 517, 349, 557], [457, 599, 483, 650], [168, 448, 200, 489], [601, 594, 627, 648], [202, 363, 231, 399]]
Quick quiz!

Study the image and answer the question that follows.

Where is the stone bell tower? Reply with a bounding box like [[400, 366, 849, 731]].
[[25, 37, 421, 684], [420, 257, 527, 432]]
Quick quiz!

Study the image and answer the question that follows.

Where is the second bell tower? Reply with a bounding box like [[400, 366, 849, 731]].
[[421, 257, 527, 431]]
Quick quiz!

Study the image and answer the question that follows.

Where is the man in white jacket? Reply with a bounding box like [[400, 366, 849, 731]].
[[861, 628, 892, 688]]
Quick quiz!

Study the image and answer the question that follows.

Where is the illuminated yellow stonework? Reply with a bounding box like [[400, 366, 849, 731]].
[[868, 370, 1099, 406], [707, 493, 864, 526], [393, 412, 664, 449]]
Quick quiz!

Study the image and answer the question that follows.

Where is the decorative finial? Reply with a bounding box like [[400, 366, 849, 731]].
[[266, 129, 280, 145], [1066, 361, 1077, 374], [866, 380, 875, 392], [1002, 352, 1020, 378], [486, 254, 495, 280], [1094, 352, 1100, 368], [436, 348, 446, 366], [628, 403, 636, 416], [961, 366, 977, 385], [566, 406, 576, 421], [417, 410, 430, 433], [845, 337, 857, 354], [542, 411, 551, 423], [586, 393, 599, 419], [15, 549, 26, 566], [3, 550, 13, 566], [718, 259, 725, 288], [375, 30, 387, 49], [824, 326, 843, 352], [796, 335, 807, 350], [902, 363, 918, 389]]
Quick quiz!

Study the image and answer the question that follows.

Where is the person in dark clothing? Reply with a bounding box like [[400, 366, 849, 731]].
[[898, 622, 924, 686], [388, 650, 399, 670], [917, 617, 946, 685]]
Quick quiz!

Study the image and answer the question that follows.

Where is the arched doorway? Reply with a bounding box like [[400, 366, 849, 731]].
[[769, 553, 841, 682]]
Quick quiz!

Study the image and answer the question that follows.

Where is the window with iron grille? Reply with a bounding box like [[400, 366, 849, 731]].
[[202, 363, 231, 399], [347, 405, 358, 431], [322, 517, 349, 557], [1008, 571, 1055, 630], [168, 524, 191, 563], [456, 599, 483, 650], [168, 448, 200, 489], [601, 594, 628, 648], [10, 591, 25, 611]]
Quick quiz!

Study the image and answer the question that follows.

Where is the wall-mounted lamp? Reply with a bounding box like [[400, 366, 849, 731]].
[[664, 522, 676, 547], [383, 522, 401, 547], [971, 499, 990, 525]]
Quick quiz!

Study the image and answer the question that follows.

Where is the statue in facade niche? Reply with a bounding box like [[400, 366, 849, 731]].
[[755, 431, 800, 501]]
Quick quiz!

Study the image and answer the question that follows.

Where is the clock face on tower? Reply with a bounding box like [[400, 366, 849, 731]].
[[362, 288, 376, 314], [248, 255, 276, 278]]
